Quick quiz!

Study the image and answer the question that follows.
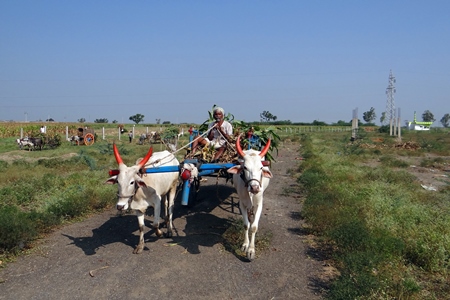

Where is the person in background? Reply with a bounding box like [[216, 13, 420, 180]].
[[191, 106, 233, 162], [40, 126, 46, 134], [128, 131, 133, 143]]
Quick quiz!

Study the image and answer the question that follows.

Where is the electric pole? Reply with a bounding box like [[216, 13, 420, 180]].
[[384, 70, 396, 123], [384, 70, 396, 135]]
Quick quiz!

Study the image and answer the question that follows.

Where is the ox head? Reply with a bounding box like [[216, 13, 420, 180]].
[[105, 143, 153, 210], [227, 136, 273, 194]]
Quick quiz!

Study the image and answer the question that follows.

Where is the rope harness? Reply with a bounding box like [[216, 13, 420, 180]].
[[239, 170, 262, 188], [116, 181, 141, 201]]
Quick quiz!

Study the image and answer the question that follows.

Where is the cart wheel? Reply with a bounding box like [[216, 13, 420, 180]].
[[188, 177, 200, 207], [84, 133, 95, 146]]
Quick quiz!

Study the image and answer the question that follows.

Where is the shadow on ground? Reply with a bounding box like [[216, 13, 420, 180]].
[[63, 181, 241, 257]]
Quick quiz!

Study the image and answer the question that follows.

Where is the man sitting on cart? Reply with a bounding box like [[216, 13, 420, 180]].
[[191, 106, 233, 163]]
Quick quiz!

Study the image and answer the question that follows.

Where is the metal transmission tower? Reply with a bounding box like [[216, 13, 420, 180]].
[[384, 70, 396, 125]]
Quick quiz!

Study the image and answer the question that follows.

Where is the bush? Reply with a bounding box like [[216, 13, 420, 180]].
[[0, 206, 38, 252]]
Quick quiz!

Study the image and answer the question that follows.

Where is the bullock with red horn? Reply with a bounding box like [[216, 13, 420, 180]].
[[227, 136, 273, 260], [106, 144, 179, 254]]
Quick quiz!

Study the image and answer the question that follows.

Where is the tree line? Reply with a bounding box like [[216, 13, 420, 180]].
[[75, 109, 450, 128], [362, 107, 450, 127]]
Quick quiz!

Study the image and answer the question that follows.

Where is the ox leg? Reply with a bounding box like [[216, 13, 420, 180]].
[[239, 201, 251, 256], [134, 210, 146, 254], [152, 196, 163, 237], [164, 186, 176, 237], [247, 201, 263, 261]]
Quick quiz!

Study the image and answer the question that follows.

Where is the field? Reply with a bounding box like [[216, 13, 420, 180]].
[[0, 122, 450, 299]]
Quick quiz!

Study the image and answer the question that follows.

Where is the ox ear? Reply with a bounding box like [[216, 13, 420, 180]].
[[105, 176, 118, 184], [227, 165, 242, 174], [135, 176, 148, 188], [262, 167, 273, 179]]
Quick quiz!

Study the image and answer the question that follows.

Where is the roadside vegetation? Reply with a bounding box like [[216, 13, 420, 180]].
[[297, 130, 450, 299], [1, 121, 450, 299]]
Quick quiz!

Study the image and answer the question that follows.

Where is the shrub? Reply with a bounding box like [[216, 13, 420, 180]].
[[0, 206, 38, 252]]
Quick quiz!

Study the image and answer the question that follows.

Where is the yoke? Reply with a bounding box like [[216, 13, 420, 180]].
[[109, 159, 236, 207]]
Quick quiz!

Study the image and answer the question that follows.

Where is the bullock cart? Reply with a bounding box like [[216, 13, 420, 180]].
[[108, 157, 236, 207], [73, 127, 95, 146], [108, 130, 268, 207]]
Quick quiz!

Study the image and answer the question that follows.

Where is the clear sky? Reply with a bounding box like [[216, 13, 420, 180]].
[[1, 1, 449, 125]]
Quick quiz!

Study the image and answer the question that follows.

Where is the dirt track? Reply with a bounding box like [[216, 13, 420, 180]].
[[0, 142, 326, 300]]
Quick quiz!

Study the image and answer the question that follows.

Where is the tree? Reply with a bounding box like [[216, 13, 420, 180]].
[[440, 113, 450, 128], [260, 111, 277, 122], [112, 120, 118, 124], [334, 120, 351, 126], [78, 118, 86, 123], [422, 110, 435, 122], [46, 118, 55, 122], [129, 114, 145, 124], [380, 112, 386, 124], [312, 120, 327, 126], [362, 107, 376, 123], [94, 118, 108, 123]]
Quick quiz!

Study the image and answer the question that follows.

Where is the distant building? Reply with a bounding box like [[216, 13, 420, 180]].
[[408, 111, 433, 131]]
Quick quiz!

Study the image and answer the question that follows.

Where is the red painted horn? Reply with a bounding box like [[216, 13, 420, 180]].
[[137, 147, 153, 169], [259, 139, 271, 157], [235, 135, 245, 157], [113, 143, 123, 165]]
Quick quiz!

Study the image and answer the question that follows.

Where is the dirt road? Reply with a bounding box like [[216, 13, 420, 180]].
[[0, 142, 325, 299]]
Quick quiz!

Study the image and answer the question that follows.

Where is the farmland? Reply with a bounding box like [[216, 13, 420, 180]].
[[0, 122, 449, 298]]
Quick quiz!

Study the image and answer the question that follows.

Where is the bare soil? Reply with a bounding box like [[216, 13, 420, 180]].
[[0, 142, 328, 300], [362, 153, 450, 192]]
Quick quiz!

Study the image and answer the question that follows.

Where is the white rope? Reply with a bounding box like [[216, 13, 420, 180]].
[[146, 126, 215, 164], [145, 124, 236, 165]]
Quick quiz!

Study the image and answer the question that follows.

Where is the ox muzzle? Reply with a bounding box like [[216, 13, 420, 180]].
[[240, 172, 262, 194], [116, 194, 134, 211]]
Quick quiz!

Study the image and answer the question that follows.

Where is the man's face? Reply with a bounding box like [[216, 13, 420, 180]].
[[214, 111, 223, 121]]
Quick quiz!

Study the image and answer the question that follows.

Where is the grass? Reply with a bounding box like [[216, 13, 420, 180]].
[[297, 131, 450, 299], [1, 124, 449, 297], [221, 217, 273, 259]]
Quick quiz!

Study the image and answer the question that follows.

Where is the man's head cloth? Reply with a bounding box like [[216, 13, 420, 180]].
[[214, 107, 225, 115]]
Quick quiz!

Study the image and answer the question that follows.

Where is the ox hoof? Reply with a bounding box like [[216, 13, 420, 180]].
[[241, 244, 249, 253], [247, 250, 256, 261], [133, 246, 144, 254], [164, 231, 173, 238]]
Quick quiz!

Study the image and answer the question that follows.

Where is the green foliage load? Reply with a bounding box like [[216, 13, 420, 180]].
[[195, 105, 281, 162]]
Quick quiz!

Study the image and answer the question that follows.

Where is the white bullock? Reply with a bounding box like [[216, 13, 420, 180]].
[[16, 138, 34, 151], [227, 136, 272, 260], [106, 144, 179, 254]]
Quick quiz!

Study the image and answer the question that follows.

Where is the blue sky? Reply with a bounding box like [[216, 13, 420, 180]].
[[1, 1, 449, 125]]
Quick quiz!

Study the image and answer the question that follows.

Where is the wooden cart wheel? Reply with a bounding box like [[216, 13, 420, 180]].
[[84, 133, 95, 146]]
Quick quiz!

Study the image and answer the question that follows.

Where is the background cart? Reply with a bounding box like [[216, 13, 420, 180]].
[[76, 127, 95, 146]]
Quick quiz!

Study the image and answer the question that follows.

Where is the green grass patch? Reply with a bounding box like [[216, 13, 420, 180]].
[[297, 131, 450, 299], [222, 217, 272, 259]]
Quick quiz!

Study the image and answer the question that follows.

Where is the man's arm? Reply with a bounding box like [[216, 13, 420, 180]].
[[217, 121, 232, 143]]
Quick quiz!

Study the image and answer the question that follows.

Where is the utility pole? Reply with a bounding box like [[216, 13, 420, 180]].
[[351, 107, 358, 141], [384, 70, 396, 136]]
